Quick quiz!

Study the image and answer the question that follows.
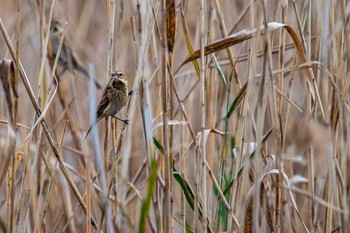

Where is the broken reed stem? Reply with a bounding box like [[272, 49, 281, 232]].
[[0, 18, 99, 231]]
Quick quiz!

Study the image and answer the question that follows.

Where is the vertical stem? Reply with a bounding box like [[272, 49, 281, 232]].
[[10, 1, 21, 232], [162, 1, 170, 232], [167, 0, 175, 229], [105, 0, 116, 166], [194, 145, 199, 232], [180, 113, 186, 233], [107, 0, 115, 77], [305, 1, 316, 228], [86, 157, 91, 233], [0, 18, 99, 231], [321, 0, 329, 118], [200, 0, 207, 232], [89, 66, 115, 233], [14, 0, 20, 123], [213, 0, 240, 86], [277, 0, 288, 232]]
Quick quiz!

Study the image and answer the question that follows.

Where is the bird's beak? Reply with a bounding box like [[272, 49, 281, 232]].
[[112, 73, 119, 79]]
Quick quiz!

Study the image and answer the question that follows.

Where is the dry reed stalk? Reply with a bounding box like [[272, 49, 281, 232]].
[[87, 65, 114, 232], [207, 40, 316, 68], [1, 0, 350, 232], [180, 9, 200, 78], [0, 59, 16, 233], [165, 1, 176, 232], [305, 2, 317, 231], [86, 157, 91, 233], [213, 0, 240, 86], [276, 0, 288, 231], [41, 3, 89, 177], [6, 1, 22, 232], [104, 0, 116, 180], [229, 1, 251, 35], [228, 2, 257, 231], [0, 17, 99, 231], [161, 1, 170, 232], [180, 110, 186, 233], [40, 121, 67, 233], [199, 0, 207, 232], [206, 68, 215, 227]]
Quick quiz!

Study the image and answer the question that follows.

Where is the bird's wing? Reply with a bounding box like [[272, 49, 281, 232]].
[[62, 41, 76, 71], [96, 84, 114, 119]]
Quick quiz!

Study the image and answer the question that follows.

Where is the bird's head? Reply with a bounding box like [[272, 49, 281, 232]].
[[50, 19, 63, 34], [111, 71, 127, 86]]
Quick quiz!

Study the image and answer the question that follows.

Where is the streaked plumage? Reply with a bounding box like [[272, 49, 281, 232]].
[[85, 71, 129, 139], [48, 19, 101, 89]]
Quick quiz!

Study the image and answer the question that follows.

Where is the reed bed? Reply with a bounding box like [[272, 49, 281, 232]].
[[0, 0, 349, 232]]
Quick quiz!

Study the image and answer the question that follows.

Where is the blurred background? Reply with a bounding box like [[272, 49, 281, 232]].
[[0, 0, 349, 232]]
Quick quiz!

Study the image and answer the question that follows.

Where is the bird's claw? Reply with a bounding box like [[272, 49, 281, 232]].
[[128, 90, 134, 96], [123, 119, 129, 125]]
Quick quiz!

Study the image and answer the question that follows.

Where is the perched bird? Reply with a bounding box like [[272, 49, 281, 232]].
[[85, 71, 129, 139], [48, 19, 101, 89]]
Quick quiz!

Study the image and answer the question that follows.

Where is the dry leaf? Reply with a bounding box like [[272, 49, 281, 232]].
[[177, 22, 317, 100], [180, 10, 200, 78]]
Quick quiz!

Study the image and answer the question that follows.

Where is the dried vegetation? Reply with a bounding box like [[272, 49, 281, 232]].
[[0, 0, 349, 232]]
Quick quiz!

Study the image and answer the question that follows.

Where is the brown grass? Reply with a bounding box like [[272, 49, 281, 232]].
[[0, 0, 349, 232]]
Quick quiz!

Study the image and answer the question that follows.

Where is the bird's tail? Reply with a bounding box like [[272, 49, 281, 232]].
[[85, 121, 97, 140], [77, 65, 102, 89]]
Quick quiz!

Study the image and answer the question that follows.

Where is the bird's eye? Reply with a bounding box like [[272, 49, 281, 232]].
[[50, 22, 59, 32]]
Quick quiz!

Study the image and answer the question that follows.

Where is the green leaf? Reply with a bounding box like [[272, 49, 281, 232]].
[[223, 127, 273, 195], [152, 138, 203, 230], [173, 166, 213, 232], [174, 212, 195, 233], [226, 81, 247, 119], [212, 54, 227, 88], [230, 136, 236, 159], [153, 137, 164, 154], [173, 169, 195, 210], [138, 158, 157, 233]]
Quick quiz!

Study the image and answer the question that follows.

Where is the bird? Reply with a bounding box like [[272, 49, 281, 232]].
[[48, 19, 101, 89], [85, 71, 130, 139]]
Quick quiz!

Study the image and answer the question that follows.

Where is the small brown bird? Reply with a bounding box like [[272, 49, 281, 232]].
[[85, 71, 130, 139], [48, 19, 101, 89]]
